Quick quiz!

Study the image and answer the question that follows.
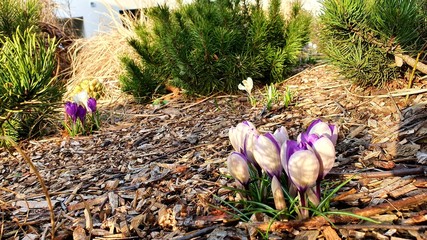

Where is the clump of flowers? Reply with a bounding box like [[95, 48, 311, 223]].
[[63, 90, 101, 136], [226, 119, 338, 219]]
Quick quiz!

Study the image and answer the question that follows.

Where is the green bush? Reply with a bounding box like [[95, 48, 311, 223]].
[[120, 0, 311, 101], [0, 0, 41, 42], [0, 28, 63, 146], [319, 0, 427, 86]]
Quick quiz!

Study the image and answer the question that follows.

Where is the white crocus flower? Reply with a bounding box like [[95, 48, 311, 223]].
[[73, 90, 89, 110], [238, 77, 253, 94]]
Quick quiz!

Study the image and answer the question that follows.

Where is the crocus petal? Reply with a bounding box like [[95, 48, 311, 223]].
[[243, 129, 258, 164], [65, 101, 78, 122], [87, 97, 97, 112], [227, 152, 250, 185], [281, 140, 304, 176], [273, 126, 289, 147], [244, 77, 253, 93], [307, 187, 320, 206], [238, 83, 246, 91], [308, 121, 332, 137], [73, 90, 89, 109], [329, 124, 338, 145], [310, 136, 335, 178], [287, 149, 320, 191], [253, 133, 282, 178], [229, 121, 258, 164], [76, 105, 87, 123], [272, 175, 287, 210]]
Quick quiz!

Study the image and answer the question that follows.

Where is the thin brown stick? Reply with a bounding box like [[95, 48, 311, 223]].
[[328, 166, 427, 179], [172, 225, 220, 240], [1, 137, 56, 239], [336, 224, 427, 231], [249, 192, 427, 232], [182, 93, 218, 110]]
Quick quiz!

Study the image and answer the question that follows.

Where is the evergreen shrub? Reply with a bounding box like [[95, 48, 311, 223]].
[[0, 0, 41, 43], [319, 0, 427, 86], [120, 0, 311, 101], [0, 28, 63, 146]]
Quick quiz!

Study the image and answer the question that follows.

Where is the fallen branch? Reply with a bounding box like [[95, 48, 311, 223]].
[[247, 192, 427, 232], [396, 54, 427, 75]]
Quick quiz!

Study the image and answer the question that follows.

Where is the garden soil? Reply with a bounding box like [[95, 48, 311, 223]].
[[1, 64, 427, 239]]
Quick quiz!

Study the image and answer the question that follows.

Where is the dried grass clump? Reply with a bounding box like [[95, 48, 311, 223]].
[[66, 32, 134, 103], [65, 1, 152, 105]]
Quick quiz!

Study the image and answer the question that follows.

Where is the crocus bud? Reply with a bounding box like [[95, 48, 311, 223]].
[[306, 119, 338, 145], [271, 175, 287, 210], [227, 152, 250, 186], [273, 126, 289, 147], [76, 105, 87, 123], [229, 121, 259, 164], [309, 136, 335, 179], [307, 187, 320, 206], [285, 142, 320, 192], [253, 133, 282, 178], [87, 97, 97, 113], [65, 101, 78, 122]]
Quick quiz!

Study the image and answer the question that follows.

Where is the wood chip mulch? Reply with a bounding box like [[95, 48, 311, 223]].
[[1, 64, 427, 239]]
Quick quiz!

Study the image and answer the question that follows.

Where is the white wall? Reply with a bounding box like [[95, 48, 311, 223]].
[[54, 0, 322, 38], [54, 0, 176, 38]]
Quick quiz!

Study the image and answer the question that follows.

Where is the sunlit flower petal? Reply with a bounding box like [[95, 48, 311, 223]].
[[287, 149, 319, 192], [73, 90, 89, 109], [281, 140, 304, 176], [310, 136, 335, 178], [254, 133, 282, 178], [229, 121, 259, 164], [273, 126, 289, 147], [272, 175, 287, 210], [238, 77, 253, 94], [227, 152, 250, 186], [306, 119, 338, 145]]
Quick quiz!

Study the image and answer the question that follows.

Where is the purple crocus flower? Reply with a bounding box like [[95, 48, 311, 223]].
[[299, 133, 336, 201], [281, 139, 320, 219], [253, 132, 283, 178], [227, 152, 250, 187], [65, 101, 78, 122], [76, 105, 87, 123], [305, 119, 338, 145], [229, 121, 259, 166], [87, 97, 97, 113]]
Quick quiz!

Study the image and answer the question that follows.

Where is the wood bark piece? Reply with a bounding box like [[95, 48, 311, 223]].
[[67, 196, 107, 211], [248, 192, 427, 232], [402, 210, 427, 225], [323, 226, 341, 240], [389, 183, 418, 198]]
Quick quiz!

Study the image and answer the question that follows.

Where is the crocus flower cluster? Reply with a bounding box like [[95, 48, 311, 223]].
[[227, 119, 338, 219], [64, 90, 100, 136]]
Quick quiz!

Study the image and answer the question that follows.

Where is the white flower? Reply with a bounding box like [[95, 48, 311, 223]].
[[73, 90, 89, 110], [238, 77, 253, 94]]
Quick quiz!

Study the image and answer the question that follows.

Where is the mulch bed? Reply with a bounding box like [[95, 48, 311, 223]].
[[1, 64, 427, 239]]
